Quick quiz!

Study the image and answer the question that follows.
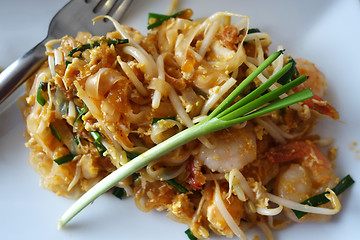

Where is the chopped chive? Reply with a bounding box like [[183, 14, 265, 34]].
[[126, 151, 139, 160], [112, 187, 127, 200], [74, 103, 87, 124], [36, 82, 46, 106], [90, 131, 102, 142], [147, 10, 184, 30], [65, 60, 72, 68], [66, 38, 128, 67], [107, 38, 129, 45], [67, 38, 128, 57], [247, 28, 261, 34], [185, 229, 197, 240], [277, 57, 299, 85], [54, 153, 75, 165], [74, 135, 80, 145], [93, 142, 107, 156], [132, 173, 140, 181], [68, 43, 98, 57], [293, 174, 355, 219], [166, 179, 189, 193], [152, 116, 177, 125], [90, 131, 107, 156], [50, 124, 62, 142]]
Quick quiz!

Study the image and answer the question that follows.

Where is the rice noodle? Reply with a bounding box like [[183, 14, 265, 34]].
[[74, 81, 130, 164], [199, 20, 221, 58], [54, 49, 64, 66], [174, 24, 201, 67]]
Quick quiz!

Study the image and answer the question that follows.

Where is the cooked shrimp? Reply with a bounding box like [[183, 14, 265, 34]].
[[198, 125, 257, 173], [294, 58, 327, 97], [267, 140, 337, 222], [302, 95, 339, 120], [294, 58, 339, 119]]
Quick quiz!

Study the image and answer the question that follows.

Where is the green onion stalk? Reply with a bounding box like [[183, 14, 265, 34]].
[[58, 50, 314, 228]]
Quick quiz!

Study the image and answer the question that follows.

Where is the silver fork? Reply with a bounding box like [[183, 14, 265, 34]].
[[0, 0, 132, 104]]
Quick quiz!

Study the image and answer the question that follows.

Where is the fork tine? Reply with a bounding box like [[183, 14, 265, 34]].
[[85, 0, 103, 7], [108, 0, 133, 20], [93, 0, 117, 15]]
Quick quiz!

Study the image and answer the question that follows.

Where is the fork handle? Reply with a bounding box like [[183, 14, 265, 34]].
[[0, 40, 47, 104]]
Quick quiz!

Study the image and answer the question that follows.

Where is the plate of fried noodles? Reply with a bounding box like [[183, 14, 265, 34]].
[[0, 0, 359, 240]]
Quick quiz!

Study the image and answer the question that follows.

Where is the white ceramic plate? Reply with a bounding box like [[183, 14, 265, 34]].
[[1, 0, 359, 239]]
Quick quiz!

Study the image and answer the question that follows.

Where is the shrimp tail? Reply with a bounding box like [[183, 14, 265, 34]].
[[302, 94, 339, 120]]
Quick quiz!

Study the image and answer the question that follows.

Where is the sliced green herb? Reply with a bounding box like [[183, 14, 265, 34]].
[[68, 38, 128, 57], [147, 10, 184, 29], [36, 82, 46, 106], [166, 179, 189, 193], [90, 131, 102, 142], [132, 173, 140, 181], [65, 60, 72, 68], [90, 131, 107, 156], [54, 153, 75, 165], [277, 57, 299, 85], [247, 28, 261, 34], [93, 142, 106, 156], [58, 50, 317, 228], [50, 124, 62, 142], [293, 174, 354, 219], [185, 229, 198, 240], [112, 187, 127, 200], [74, 135, 80, 145], [66, 38, 128, 66], [152, 116, 177, 125], [107, 38, 129, 45], [74, 103, 87, 124], [126, 151, 139, 160]]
